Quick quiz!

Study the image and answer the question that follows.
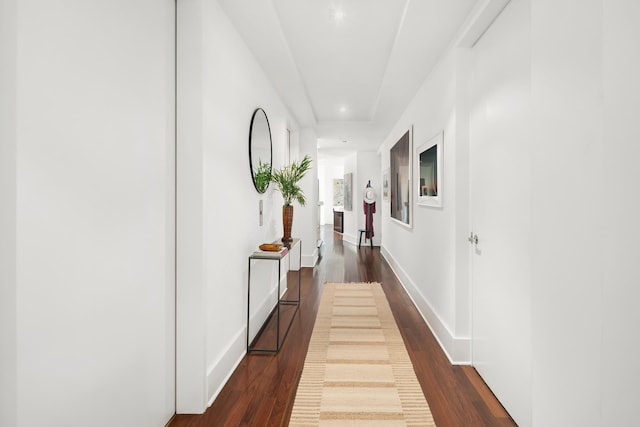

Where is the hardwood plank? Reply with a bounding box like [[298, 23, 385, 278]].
[[461, 366, 512, 420], [169, 226, 516, 427]]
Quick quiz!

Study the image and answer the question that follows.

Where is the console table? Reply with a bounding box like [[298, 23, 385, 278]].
[[247, 238, 301, 353]]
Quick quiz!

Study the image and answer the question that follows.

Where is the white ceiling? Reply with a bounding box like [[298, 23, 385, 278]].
[[217, 0, 480, 158]]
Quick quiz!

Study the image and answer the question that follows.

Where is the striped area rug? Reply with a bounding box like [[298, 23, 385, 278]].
[[289, 282, 436, 426]]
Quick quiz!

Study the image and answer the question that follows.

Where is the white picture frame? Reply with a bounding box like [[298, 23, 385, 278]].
[[415, 131, 443, 208], [390, 127, 412, 228]]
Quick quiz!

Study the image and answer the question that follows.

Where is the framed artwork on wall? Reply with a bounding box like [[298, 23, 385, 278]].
[[390, 128, 412, 227], [344, 173, 353, 211], [415, 131, 443, 208], [333, 178, 344, 206], [382, 169, 390, 201]]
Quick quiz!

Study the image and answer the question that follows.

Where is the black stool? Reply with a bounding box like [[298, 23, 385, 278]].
[[358, 229, 373, 249]]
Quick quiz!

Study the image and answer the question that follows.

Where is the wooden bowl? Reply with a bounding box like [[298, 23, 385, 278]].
[[259, 243, 283, 252]]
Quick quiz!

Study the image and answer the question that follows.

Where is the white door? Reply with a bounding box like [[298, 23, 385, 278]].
[[469, 1, 531, 425]]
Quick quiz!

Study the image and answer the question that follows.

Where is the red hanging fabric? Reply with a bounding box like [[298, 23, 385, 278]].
[[363, 201, 376, 239]]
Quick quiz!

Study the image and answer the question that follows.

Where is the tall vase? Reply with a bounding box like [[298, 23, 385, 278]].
[[282, 205, 294, 242]]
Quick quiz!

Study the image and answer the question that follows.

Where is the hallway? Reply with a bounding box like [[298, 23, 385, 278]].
[[170, 226, 516, 426]]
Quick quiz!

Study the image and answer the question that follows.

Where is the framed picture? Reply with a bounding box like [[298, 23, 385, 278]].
[[344, 173, 353, 211], [382, 169, 390, 201], [415, 131, 443, 208], [390, 128, 412, 227], [333, 178, 344, 206]]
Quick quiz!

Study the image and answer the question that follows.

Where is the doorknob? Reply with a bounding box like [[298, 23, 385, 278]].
[[468, 232, 478, 245]]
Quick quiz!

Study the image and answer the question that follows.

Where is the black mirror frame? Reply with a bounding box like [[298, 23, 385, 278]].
[[248, 107, 273, 194]]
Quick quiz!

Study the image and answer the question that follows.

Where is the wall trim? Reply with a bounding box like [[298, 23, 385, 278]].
[[208, 278, 288, 406], [302, 247, 318, 268], [206, 328, 245, 406], [249, 282, 284, 343], [455, 0, 511, 48], [343, 233, 357, 246], [176, 0, 207, 413], [380, 246, 471, 364]]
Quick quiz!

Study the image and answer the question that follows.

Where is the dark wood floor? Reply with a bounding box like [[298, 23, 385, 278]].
[[170, 226, 516, 427]]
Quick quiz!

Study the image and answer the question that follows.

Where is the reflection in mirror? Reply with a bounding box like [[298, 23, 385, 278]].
[[390, 128, 412, 227], [416, 131, 443, 207], [249, 108, 273, 193]]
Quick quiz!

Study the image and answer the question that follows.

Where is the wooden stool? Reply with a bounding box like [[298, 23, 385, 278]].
[[358, 229, 373, 249]]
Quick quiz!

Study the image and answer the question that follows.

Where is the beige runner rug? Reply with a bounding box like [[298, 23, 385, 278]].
[[289, 282, 436, 426]]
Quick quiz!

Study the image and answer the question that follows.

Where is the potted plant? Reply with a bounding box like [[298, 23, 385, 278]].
[[253, 160, 272, 193], [271, 155, 312, 242]]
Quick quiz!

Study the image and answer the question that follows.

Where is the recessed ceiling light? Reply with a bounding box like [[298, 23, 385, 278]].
[[332, 8, 345, 22], [339, 106, 347, 113]]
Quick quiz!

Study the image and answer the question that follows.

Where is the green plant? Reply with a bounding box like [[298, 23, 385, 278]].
[[253, 160, 272, 193], [271, 155, 312, 206]]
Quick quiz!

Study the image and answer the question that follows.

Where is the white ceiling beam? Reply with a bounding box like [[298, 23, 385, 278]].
[[455, 0, 511, 48]]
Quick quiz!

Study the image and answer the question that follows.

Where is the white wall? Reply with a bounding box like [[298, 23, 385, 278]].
[[601, 2, 640, 424], [8, 1, 176, 426], [318, 160, 344, 225], [342, 154, 358, 244], [177, 0, 302, 412], [379, 0, 640, 424], [356, 152, 382, 247], [176, 0, 206, 412], [465, 1, 640, 424], [530, 0, 639, 425], [318, 153, 381, 247], [293, 128, 319, 267], [530, 1, 604, 424], [380, 48, 471, 362], [0, 0, 17, 425], [531, 0, 605, 426], [334, 151, 383, 247]]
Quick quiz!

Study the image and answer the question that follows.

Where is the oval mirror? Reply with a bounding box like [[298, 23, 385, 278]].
[[249, 108, 273, 194]]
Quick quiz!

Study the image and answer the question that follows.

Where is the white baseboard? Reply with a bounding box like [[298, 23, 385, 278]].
[[343, 233, 357, 246], [302, 247, 318, 268], [207, 280, 288, 406], [248, 285, 282, 344], [206, 328, 245, 406], [380, 246, 471, 364]]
